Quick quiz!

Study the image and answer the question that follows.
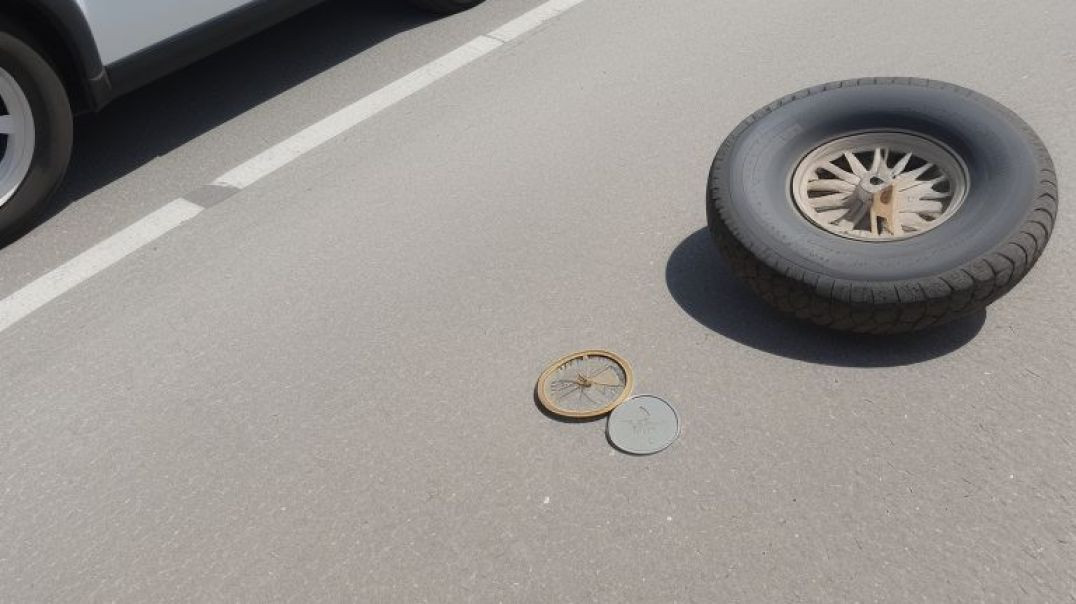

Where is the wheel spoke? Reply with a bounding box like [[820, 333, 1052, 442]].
[[900, 215, 933, 231], [890, 152, 912, 177], [843, 151, 868, 177], [0, 115, 14, 135], [806, 179, 855, 193], [792, 133, 966, 241], [896, 162, 935, 183], [917, 189, 951, 201], [869, 148, 883, 172], [844, 201, 870, 226], [899, 176, 948, 196], [590, 365, 613, 379], [901, 199, 945, 214], [580, 388, 598, 406], [819, 162, 858, 184], [816, 208, 849, 224], [808, 192, 853, 211]]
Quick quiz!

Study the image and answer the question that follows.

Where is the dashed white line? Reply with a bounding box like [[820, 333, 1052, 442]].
[[487, 0, 587, 42], [214, 35, 501, 189], [0, 199, 203, 333], [215, 0, 589, 190], [0, 0, 590, 334]]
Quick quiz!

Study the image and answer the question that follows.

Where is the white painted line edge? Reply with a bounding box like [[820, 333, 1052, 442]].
[[214, 35, 501, 189], [0, 199, 203, 333], [0, 0, 590, 334], [487, 0, 588, 42], [214, 0, 588, 190]]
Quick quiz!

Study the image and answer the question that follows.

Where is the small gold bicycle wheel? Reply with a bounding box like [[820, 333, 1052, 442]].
[[536, 350, 634, 418]]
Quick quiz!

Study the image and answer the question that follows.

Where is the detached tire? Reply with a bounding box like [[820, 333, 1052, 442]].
[[707, 78, 1057, 334], [406, 0, 485, 14], [0, 28, 72, 236]]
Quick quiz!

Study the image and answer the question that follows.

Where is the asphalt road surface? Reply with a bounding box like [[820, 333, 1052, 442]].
[[2, 0, 1075, 600]]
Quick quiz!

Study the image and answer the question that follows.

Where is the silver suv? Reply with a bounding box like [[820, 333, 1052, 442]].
[[0, 0, 485, 235]]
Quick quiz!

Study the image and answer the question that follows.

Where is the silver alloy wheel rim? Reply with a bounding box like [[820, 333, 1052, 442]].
[[0, 66, 36, 208], [791, 132, 969, 241]]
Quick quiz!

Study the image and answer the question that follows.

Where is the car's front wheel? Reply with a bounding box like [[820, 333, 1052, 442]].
[[407, 0, 486, 15], [0, 28, 72, 236]]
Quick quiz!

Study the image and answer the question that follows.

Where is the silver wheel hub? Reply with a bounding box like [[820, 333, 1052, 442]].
[[791, 132, 969, 241], [0, 66, 36, 209]]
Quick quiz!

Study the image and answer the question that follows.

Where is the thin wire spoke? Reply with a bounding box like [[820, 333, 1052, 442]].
[[590, 364, 613, 379], [551, 380, 580, 394], [580, 388, 599, 406]]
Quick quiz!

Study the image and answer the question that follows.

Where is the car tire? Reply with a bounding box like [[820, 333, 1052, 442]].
[[406, 0, 485, 15], [707, 78, 1057, 334], [0, 27, 72, 237]]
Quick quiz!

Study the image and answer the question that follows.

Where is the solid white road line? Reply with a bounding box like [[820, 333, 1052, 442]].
[[214, 0, 589, 190], [0, 0, 590, 334], [487, 0, 587, 42], [0, 199, 203, 333]]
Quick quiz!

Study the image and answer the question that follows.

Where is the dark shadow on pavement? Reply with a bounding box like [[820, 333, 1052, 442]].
[[665, 228, 985, 367], [1, 0, 436, 246]]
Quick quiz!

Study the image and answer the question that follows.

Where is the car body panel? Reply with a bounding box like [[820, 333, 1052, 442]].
[[100, 0, 327, 100], [10, 0, 471, 111], [74, 0, 257, 65]]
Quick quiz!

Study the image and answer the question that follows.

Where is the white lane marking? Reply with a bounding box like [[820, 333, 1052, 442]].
[[487, 0, 587, 42], [215, 36, 500, 189], [214, 0, 589, 190], [0, 0, 589, 334], [0, 199, 202, 333]]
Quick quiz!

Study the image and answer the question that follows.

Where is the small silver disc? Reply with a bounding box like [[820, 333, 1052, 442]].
[[606, 395, 680, 455]]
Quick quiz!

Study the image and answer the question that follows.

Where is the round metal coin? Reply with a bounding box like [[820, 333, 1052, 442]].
[[606, 395, 680, 455]]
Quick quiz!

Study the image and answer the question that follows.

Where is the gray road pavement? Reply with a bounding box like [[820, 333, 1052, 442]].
[[2, 0, 1075, 600]]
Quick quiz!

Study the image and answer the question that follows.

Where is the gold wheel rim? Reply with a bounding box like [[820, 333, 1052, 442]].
[[536, 349, 634, 418]]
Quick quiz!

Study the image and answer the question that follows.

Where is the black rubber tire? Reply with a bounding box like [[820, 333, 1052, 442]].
[[0, 28, 72, 236], [406, 0, 485, 15], [707, 78, 1057, 334]]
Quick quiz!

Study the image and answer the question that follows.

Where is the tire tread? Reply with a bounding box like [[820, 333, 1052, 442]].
[[708, 77, 1057, 333]]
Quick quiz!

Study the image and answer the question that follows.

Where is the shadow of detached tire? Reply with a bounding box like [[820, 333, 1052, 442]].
[[707, 77, 1057, 335], [665, 229, 984, 368]]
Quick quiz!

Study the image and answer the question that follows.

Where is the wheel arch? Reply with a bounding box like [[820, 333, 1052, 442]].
[[0, 0, 113, 113]]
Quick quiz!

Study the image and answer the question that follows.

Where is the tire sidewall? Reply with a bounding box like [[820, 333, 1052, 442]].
[[713, 84, 1040, 282], [0, 30, 73, 233]]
